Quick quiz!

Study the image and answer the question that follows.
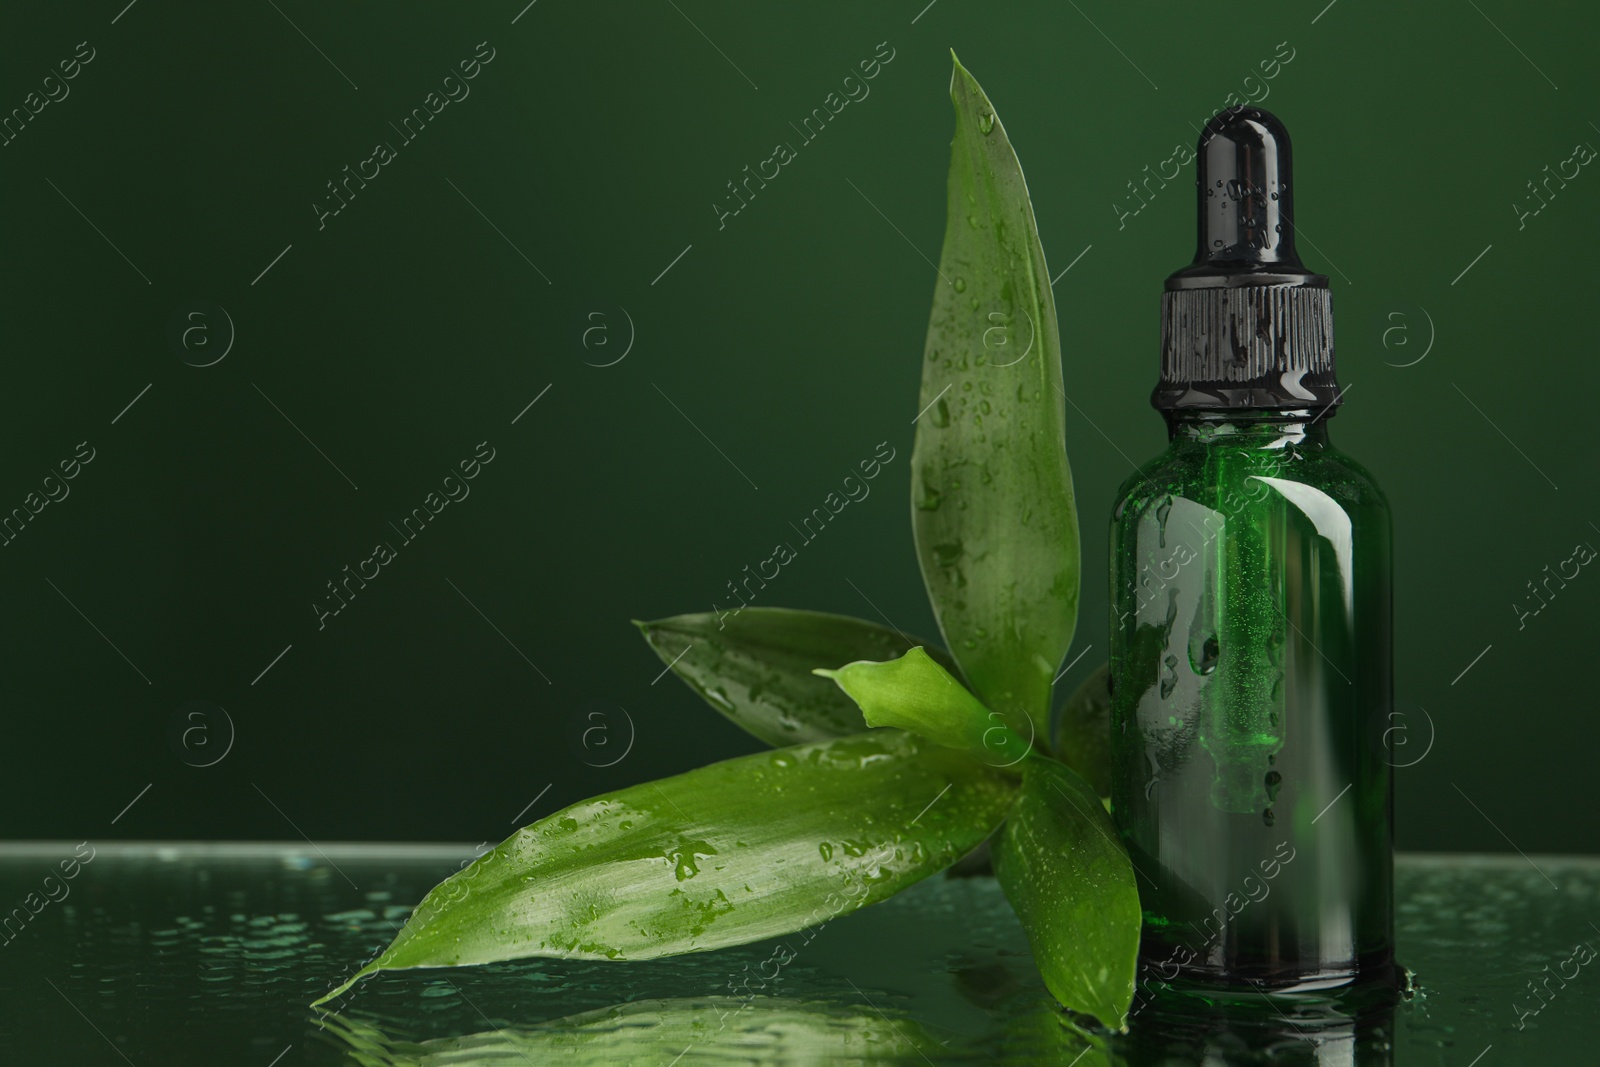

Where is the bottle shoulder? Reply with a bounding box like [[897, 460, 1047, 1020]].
[[1111, 437, 1390, 525]]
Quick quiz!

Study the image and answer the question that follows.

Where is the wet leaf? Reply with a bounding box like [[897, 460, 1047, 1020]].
[[816, 647, 1031, 769], [912, 54, 1080, 747], [992, 758, 1140, 1030], [312, 730, 1016, 1005], [636, 608, 958, 746]]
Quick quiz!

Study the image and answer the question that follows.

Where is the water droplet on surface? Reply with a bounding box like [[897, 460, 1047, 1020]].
[[932, 399, 951, 427], [1155, 495, 1173, 548], [818, 842, 833, 862], [953, 277, 967, 292], [1264, 769, 1283, 802], [933, 542, 963, 567], [977, 112, 996, 134], [1189, 632, 1220, 675], [667, 840, 718, 881], [1262, 807, 1276, 826]]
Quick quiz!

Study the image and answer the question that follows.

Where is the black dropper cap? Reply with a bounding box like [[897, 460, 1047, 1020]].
[[1153, 107, 1340, 415]]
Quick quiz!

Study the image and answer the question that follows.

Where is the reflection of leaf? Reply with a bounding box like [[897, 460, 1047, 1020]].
[[313, 731, 1016, 1005], [1054, 664, 1112, 797], [319, 997, 947, 1067], [998, 995, 1119, 1067], [912, 55, 1080, 747], [636, 609, 957, 746], [992, 759, 1140, 1030], [817, 646, 1030, 767]]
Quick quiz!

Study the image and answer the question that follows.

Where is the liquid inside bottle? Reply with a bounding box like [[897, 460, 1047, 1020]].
[[1111, 413, 1393, 990]]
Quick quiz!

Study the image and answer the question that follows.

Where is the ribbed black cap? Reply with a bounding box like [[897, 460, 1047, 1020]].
[[1153, 107, 1341, 414]]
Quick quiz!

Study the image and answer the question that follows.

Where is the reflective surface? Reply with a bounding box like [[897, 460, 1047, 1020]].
[[0, 844, 1593, 1064]]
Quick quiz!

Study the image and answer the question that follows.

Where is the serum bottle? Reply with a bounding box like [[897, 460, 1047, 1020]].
[[1109, 108, 1393, 991]]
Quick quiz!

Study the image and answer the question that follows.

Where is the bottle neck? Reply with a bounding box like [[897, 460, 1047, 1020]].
[[1164, 409, 1332, 449]]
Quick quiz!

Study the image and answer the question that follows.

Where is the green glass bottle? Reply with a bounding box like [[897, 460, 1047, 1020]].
[[1109, 107, 1393, 993]]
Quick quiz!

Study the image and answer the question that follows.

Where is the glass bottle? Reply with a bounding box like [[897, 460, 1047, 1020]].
[[1109, 107, 1393, 992]]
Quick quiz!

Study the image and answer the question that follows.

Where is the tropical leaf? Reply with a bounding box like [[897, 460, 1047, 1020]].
[[312, 730, 1016, 1005], [816, 647, 1031, 768], [636, 609, 958, 746], [1054, 663, 1112, 797], [912, 54, 1080, 745], [991, 758, 1140, 1030]]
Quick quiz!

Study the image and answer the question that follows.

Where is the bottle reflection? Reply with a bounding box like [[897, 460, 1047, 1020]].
[[1115, 982, 1397, 1066]]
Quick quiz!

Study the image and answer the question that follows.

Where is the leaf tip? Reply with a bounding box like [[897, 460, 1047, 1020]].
[[947, 51, 982, 100], [309, 964, 376, 1008]]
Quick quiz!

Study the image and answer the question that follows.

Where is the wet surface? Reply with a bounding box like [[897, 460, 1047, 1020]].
[[0, 844, 1593, 1064]]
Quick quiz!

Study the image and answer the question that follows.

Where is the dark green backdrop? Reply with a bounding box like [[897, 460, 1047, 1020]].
[[1, 1, 1594, 855]]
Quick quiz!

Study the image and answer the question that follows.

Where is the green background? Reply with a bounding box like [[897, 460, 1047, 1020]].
[[0, 1, 1593, 855]]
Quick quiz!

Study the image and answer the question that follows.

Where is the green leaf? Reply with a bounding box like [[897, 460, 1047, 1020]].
[[815, 647, 1032, 768], [312, 730, 1017, 1005], [912, 55, 1080, 745], [635, 608, 957, 747], [1054, 663, 1112, 797], [992, 758, 1140, 1030]]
